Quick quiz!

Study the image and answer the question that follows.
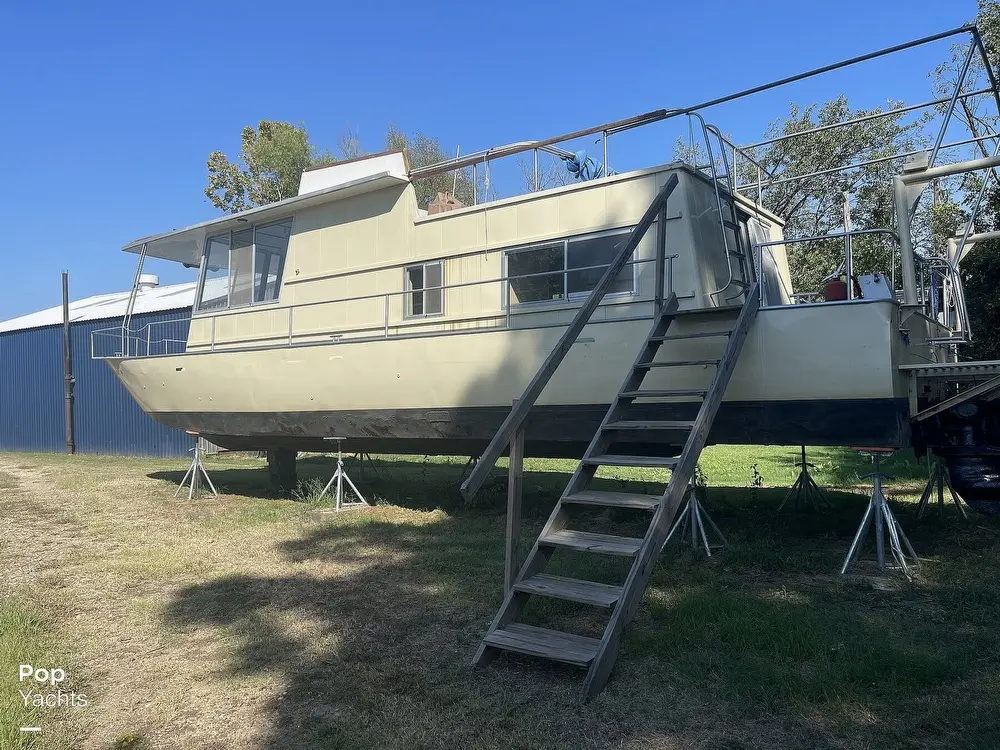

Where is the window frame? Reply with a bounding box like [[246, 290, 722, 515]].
[[502, 226, 637, 309], [193, 217, 292, 315], [403, 259, 445, 318]]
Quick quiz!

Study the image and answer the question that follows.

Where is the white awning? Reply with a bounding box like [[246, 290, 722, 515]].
[[122, 171, 409, 265]]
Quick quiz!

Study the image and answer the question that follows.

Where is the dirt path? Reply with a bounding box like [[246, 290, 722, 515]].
[[0, 457, 296, 749]]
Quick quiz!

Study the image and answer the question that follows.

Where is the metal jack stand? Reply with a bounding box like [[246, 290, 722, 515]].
[[318, 437, 369, 511], [841, 452, 919, 578], [175, 437, 218, 500], [917, 455, 969, 521], [663, 484, 726, 556], [778, 446, 830, 512]]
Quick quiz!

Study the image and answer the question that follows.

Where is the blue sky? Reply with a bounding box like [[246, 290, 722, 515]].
[[0, 0, 979, 320]]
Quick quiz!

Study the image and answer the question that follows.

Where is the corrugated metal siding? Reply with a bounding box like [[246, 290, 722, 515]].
[[0, 325, 65, 451], [0, 309, 195, 457]]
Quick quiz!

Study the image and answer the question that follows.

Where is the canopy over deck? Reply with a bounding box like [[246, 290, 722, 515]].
[[123, 168, 409, 266]]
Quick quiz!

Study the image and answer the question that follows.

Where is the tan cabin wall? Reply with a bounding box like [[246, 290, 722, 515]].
[[188, 164, 744, 352]]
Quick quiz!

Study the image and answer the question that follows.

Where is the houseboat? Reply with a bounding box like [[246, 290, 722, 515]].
[[97, 26, 1000, 511]]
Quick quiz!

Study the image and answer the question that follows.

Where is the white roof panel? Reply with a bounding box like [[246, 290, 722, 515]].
[[0, 281, 196, 334], [123, 171, 410, 265]]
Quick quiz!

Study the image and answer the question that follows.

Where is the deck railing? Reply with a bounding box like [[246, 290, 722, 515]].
[[90, 250, 679, 360]]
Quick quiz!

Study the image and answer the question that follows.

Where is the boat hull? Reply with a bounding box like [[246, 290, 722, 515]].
[[108, 299, 912, 456]]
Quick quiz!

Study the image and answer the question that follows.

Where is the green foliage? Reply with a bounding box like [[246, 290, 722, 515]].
[[205, 121, 334, 214], [384, 125, 475, 208], [751, 96, 930, 293]]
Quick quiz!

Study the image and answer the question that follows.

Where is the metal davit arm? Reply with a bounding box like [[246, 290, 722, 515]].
[[459, 173, 680, 502]]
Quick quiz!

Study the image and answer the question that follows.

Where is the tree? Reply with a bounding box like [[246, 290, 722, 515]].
[[205, 121, 333, 214], [931, 0, 1000, 359], [744, 97, 932, 294], [384, 125, 475, 208]]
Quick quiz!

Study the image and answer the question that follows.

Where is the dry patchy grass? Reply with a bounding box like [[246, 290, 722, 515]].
[[0, 448, 998, 749]]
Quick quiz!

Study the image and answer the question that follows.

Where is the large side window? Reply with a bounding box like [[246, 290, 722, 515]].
[[253, 220, 291, 302], [405, 260, 444, 317], [195, 218, 292, 312], [507, 243, 564, 304], [197, 234, 231, 311], [505, 229, 634, 306]]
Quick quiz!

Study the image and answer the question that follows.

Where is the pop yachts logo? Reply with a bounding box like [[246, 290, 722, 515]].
[[18, 665, 89, 708]]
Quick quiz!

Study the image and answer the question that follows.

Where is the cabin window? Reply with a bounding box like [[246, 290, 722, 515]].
[[195, 218, 292, 312], [505, 228, 635, 306], [405, 260, 444, 317]]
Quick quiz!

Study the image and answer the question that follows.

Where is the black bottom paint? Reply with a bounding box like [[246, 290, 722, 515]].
[[151, 398, 910, 458]]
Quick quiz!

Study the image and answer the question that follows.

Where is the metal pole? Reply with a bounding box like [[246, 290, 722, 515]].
[[893, 176, 919, 305], [929, 40, 977, 169], [654, 206, 666, 312], [533, 148, 539, 191], [843, 194, 853, 300], [505, 401, 524, 595], [62, 271, 75, 455], [603, 131, 609, 176]]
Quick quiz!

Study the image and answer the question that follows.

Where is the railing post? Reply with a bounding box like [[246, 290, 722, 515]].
[[603, 131, 609, 176], [654, 205, 666, 312], [505, 399, 524, 596], [533, 149, 539, 192], [210, 317, 216, 353], [505, 277, 511, 329]]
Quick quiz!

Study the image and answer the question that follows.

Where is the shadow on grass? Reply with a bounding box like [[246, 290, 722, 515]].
[[160, 456, 1000, 749]]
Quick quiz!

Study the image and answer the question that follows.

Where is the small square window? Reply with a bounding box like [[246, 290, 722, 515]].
[[405, 261, 444, 317]]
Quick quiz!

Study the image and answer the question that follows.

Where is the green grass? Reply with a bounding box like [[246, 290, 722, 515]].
[[2, 446, 999, 748], [0, 598, 50, 749]]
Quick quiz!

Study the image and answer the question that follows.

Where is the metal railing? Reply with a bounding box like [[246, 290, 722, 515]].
[[752, 228, 901, 305], [91, 318, 190, 359], [91, 250, 679, 360]]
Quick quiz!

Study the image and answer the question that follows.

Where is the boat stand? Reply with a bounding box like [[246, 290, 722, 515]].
[[175, 437, 218, 500], [662, 484, 726, 556], [917, 455, 969, 521], [778, 446, 830, 512], [318, 437, 369, 511], [840, 452, 919, 578]]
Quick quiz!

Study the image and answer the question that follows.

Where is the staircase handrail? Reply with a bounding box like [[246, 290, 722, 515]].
[[460, 172, 681, 501]]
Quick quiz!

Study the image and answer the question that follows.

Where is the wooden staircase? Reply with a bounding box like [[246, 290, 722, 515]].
[[473, 285, 760, 699]]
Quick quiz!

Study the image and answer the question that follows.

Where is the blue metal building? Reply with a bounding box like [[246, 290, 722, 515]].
[[0, 280, 196, 457]]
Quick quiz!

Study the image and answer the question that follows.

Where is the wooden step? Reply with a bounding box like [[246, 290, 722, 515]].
[[635, 359, 719, 369], [562, 490, 661, 510], [603, 419, 695, 431], [483, 623, 600, 667], [650, 331, 731, 342], [582, 454, 679, 469], [540, 529, 644, 556], [619, 389, 707, 399], [514, 574, 623, 607], [673, 305, 742, 318]]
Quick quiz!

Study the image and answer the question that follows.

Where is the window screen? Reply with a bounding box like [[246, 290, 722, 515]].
[[567, 233, 632, 296], [506, 230, 634, 306], [507, 244, 564, 304], [197, 234, 231, 311], [229, 228, 254, 307], [194, 218, 291, 313], [405, 261, 444, 317], [253, 219, 291, 303]]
